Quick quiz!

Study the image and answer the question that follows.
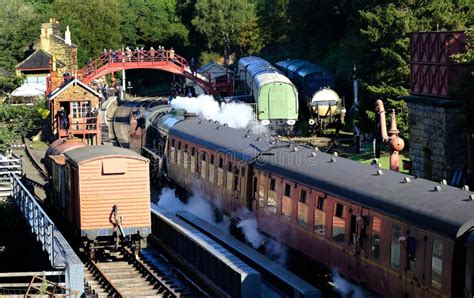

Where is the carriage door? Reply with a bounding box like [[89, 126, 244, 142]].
[[349, 205, 369, 284], [464, 233, 474, 297]]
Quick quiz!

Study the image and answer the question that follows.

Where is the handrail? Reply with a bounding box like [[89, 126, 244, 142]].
[[10, 173, 85, 294], [76, 49, 218, 94]]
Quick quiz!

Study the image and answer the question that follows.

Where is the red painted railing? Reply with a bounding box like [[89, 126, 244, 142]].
[[76, 49, 229, 95]]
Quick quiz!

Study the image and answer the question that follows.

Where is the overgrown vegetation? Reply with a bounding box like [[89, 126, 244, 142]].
[[0, 99, 49, 154]]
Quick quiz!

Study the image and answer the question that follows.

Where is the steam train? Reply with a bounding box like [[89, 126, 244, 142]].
[[131, 104, 474, 298], [44, 138, 151, 257], [237, 56, 299, 127], [275, 59, 345, 133]]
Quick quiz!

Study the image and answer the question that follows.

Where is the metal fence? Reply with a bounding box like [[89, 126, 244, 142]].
[[0, 156, 22, 197], [9, 174, 84, 295]]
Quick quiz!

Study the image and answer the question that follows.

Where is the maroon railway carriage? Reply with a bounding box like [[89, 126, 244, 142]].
[[144, 112, 474, 298]]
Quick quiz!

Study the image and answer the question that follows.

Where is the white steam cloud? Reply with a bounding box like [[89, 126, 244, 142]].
[[156, 187, 288, 265], [331, 268, 365, 298], [157, 187, 216, 225], [171, 95, 267, 134], [236, 208, 288, 266]]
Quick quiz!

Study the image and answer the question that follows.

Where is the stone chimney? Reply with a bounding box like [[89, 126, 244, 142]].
[[64, 26, 71, 46], [40, 18, 61, 52]]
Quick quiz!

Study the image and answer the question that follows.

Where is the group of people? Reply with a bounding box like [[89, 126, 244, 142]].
[[98, 46, 176, 64], [170, 79, 196, 99]]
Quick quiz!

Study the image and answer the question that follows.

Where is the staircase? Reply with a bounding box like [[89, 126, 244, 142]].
[[0, 156, 22, 199]]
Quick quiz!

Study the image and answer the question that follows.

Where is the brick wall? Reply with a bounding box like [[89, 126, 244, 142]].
[[407, 97, 467, 181]]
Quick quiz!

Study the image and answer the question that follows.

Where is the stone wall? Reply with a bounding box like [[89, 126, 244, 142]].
[[407, 96, 468, 182], [37, 19, 77, 72]]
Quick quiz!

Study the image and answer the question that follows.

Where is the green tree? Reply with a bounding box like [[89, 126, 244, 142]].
[[120, 0, 189, 49], [52, 0, 123, 66], [0, 0, 40, 69], [0, 100, 49, 153], [192, 0, 254, 65]]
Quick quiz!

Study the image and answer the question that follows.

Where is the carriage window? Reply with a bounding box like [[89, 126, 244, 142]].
[[372, 217, 381, 260], [191, 147, 195, 156], [228, 162, 232, 171], [171, 139, 175, 147], [184, 144, 188, 151], [269, 178, 276, 191], [332, 203, 345, 243], [314, 197, 325, 235], [282, 194, 292, 219], [178, 141, 181, 150], [219, 158, 223, 168], [267, 178, 277, 213], [299, 190, 307, 203], [391, 225, 401, 269], [284, 184, 291, 197], [297, 198, 308, 227], [432, 239, 443, 289]]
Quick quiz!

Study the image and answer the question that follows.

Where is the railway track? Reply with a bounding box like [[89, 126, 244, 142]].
[[84, 247, 195, 297]]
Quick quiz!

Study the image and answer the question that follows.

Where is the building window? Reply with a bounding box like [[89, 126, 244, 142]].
[[332, 203, 345, 243], [372, 217, 381, 260], [314, 197, 325, 235], [432, 239, 443, 289], [391, 225, 401, 270], [299, 190, 307, 203], [284, 184, 291, 197]]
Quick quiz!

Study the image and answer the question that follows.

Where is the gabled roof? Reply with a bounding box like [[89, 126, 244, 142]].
[[16, 49, 65, 70], [65, 145, 147, 165], [48, 77, 102, 100], [197, 61, 228, 74]]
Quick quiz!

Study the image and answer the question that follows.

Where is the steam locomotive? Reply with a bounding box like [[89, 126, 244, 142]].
[[129, 104, 474, 298]]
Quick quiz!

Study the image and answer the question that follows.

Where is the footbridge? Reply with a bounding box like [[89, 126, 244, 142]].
[[76, 49, 232, 95]]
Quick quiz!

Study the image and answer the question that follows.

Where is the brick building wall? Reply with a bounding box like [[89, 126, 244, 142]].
[[407, 96, 468, 181]]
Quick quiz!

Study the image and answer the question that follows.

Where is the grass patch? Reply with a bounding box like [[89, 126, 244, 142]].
[[31, 141, 48, 150], [349, 142, 409, 174]]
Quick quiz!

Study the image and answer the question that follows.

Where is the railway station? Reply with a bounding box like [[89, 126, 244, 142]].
[[1, 5, 473, 298]]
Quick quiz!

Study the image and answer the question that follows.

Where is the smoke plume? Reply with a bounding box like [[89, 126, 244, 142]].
[[331, 268, 365, 298], [236, 208, 288, 266], [171, 95, 267, 134]]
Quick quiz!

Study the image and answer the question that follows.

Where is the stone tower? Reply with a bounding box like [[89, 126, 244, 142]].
[[406, 31, 472, 183]]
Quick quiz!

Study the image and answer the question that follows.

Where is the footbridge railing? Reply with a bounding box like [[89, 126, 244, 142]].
[[10, 174, 84, 295], [75, 49, 221, 94]]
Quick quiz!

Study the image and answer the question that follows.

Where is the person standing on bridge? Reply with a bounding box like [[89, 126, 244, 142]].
[[150, 47, 156, 62], [169, 47, 175, 63]]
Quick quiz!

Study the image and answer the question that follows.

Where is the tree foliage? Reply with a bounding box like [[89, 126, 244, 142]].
[[0, 100, 49, 153], [192, 0, 254, 64]]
